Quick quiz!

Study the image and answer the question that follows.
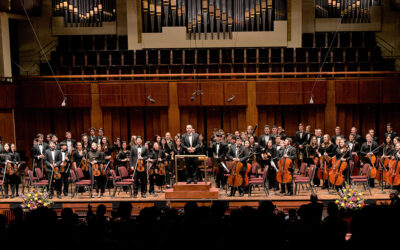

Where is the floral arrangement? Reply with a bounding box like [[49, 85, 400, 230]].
[[335, 183, 365, 209], [20, 188, 53, 212]]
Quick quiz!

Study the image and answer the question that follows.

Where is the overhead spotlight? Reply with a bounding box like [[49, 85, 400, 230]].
[[61, 97, 67, 107], [227, 94, 235, 102], [190, 94, 195, 101], [147, 95, 156, 103], [309, 95, 314, 104], [190, 90, 203, 101]]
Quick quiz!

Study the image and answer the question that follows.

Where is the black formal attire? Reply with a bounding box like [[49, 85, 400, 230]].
[[172, 145, 185, 182], [263, 146, 279, 190], [259, 134, 276, 149], [278, 145, 296, 195], [332, 134, 345, 145], [130, 145, 149, 196], [33, 142, 49, 172], [295, 130, 309, 168], [318, 143, 337, 189], [227, 144, 250, 196], [88, 150, 105, 195], [1, 152, 18, 197], [61, 139, 76, 153], [306, 144, 321, 186], [278, 132, 287, 140], [116, 149, 130, 168], [315, 136, 323, 147], [12, 151, 22, 196], [44, 148, 62, 196], [212, 141, 228, 188], [360, 141, 379, 187], [385, 131, 398, 140], [60, 150, 72, 196], [181, 132, 201, 183], [351, 133, 363, 144], [147, 149, 166, 193], [161, 143, 173, 185], [88, 135, 99, 146]]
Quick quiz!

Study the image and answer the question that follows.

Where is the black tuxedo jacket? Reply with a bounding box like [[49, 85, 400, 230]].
[[44, 149, 62, 172], [181, 133, 200, 154], [130, 145, 149, 167]]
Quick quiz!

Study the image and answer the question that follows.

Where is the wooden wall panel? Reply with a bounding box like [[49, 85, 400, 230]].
[[224, 82, 247, 106], [177, 82, 200, 106], [65, 84, 91, 107], [382, 79, 400, 103], [206, 107, 222, 138], [129, 109, 145, 138], [303, 81, 326, 104], [360, 105, 377, 137], [53, 109, 69, 139], [180, 107, 205, 135], [359, 79, 382, 104], [44, 84, 66, 108], [99, 84, 122, 107], [121, 83, 146, 107], [0, 110, 15, 144], [5, 85, 16, 108], [201, 82, 224, 106], [282, 106, 300, 137], [256, 82, 280, 105], [21, 83, 46, 108], [222, 108, 247, 133], [0, 86, 7, 108], [279, 82, 303, 105], [145, 83, 169, 106], [335, 80, 359, 104]]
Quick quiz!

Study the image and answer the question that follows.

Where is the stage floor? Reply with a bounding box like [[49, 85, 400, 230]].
[[0, 185, 391, 215]]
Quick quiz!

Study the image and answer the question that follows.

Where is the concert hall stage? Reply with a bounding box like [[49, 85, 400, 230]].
[[0, 187, 390, 217]]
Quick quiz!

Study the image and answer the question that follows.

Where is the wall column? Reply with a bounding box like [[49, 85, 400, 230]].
[[91, 83, 103, 128], [325, 80, 336, 134], [0, 13, 11, 77], [168, 82, 180, 135], [246, 81, 258, 128]]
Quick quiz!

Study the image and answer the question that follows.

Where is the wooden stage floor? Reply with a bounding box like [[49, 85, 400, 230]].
[[0, 185, 391, 215]]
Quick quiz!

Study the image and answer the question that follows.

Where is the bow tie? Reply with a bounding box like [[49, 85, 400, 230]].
[[138, 146, 142, 149]]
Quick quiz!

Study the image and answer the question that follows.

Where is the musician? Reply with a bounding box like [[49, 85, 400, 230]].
[[262, 139, 279, 191], [227, 137, 250, 197], [295, 123, 309, 168], [60, 142, 71, 197], [360, 133, 379, 188], [165, 132, 175, 152], [46, 134, 52, 144], [116, 141, 130, 168], [11, 144, 22, 197], [368, 129, 378, 143], [62, 131, 76, 153], [318, 134, 337, 189], [181, 124, 200, 184], [385, 123, 397, 140], [382, 136, 394, 161], [390, 143, 400, 191], [97, 128, 109, 145], [100, 137, 112, 163], [72, 141, 87, 170], [33, 133, 48, 172], [172, 137, 185, 182], [51, 134, 61, 150], [277, 126, 286, 140], [112, 137, 122, 152], [315, 129, 323, 146], [350, 127, 363, 144], [332, 127, 344, 145], [130, 137, 149, 198], [246, 125, 258, 142], [197, 134, 207, 155], [44, 141, 62, 199], [271, 126, 278, 138], [347, 134, 360, 154], [212, 133, 228, 189], [259, 125, 275, 148], [1, 143, 17, 198], [148, 142, 166, 195], [82, 134, 90, 152], [306, 136, 321, 187], [160, 137, 173, 186], [88, 128, 98, 145], [279, 138, 296, 196], [86, 142, 103, 198], [332, 139, 351, 189], [305, 125, 312, 144]]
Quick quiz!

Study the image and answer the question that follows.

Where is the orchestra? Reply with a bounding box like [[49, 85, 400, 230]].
[[0, 122, 399, 199]]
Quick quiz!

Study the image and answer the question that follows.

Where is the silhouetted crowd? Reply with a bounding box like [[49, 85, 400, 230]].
[[0, 193, 400, 250]]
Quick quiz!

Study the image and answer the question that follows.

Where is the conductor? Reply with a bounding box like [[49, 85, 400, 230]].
[[181, 124, 200, 184]]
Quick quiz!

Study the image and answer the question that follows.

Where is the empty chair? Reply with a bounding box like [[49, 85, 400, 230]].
[[295, 48, 306, 63], [99, 51, 110, 66], [259, 48, 269, 63], [82, 36, 94, 50], [135, 50, 146, 65], [110, 169, 133, 197], [111, 51, 122, 65], [221, 49, 232, 63], [248, 166, 269, 196], [284, 48, 294, 63], [308, 48, 319, 63], [70, 36, 82, 51], [184, 50, 195, 64], [118, 36, 128, 50], [351, 164, 372, 195], [315, 33, 326, 47], [94, 35, 106, 50], [87, 51, 98, 66], [147, 50, 158, 65], [28, 170, 49, 191], [270, 48, 282, 63], [70, 169, 92, 198], [294, 165, 317, 195], [302, 33, 314, 47], [106, 36, 117, 50]]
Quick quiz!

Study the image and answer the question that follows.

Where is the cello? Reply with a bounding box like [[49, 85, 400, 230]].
[[227, 148, 245, 188], [365, 143, 384, 179], [387, 150, 400, 187], [276, 156, 292, 184], [329, 147, 349, 186], [317, 144, 331, 180]]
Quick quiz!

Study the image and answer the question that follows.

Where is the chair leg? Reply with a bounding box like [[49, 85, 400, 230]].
[[248, 184, 252, 197], [113, 186, 118, 197]]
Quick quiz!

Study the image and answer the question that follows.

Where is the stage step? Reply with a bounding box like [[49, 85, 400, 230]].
[[173, 182, 211, 191], [165, 182, 219, 199]]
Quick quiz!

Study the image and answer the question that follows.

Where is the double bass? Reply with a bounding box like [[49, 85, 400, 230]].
[[329, 147, 349, 186], [227, 148, 245, 188]]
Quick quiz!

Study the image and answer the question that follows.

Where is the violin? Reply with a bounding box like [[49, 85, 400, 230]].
[[60, 161, 67, 173], [156, 149, 166, 176], [92, 163, 105, 177], [53, 162, 62, 180], [329, 147, 349, 186], [81, 159, 88, 171], [137, 159, 145, 172], [276, 156, 292, 184]]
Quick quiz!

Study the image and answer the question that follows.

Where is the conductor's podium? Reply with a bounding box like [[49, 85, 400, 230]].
[[165, 182, 219, 199]]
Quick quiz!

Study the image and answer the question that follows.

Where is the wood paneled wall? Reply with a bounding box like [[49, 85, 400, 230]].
[[7, 77, 400, 160]]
